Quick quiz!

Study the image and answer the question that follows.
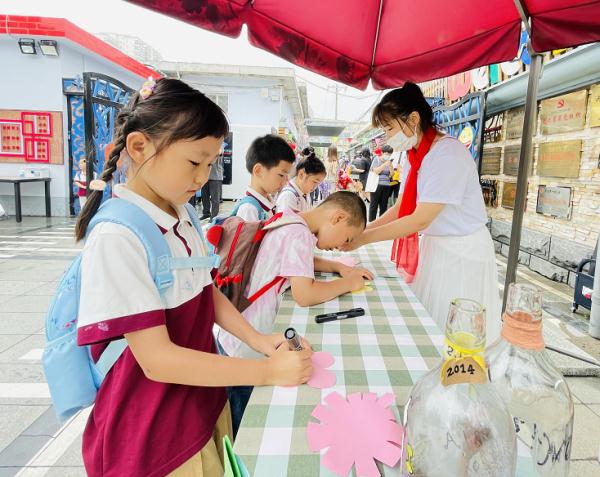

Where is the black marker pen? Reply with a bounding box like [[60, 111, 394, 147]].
[[315, 307, 365, 324], [285, 327, 303, 351]]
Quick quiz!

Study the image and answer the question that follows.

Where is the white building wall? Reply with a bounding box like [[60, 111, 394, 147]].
[[183, 74, 298, 200], [0, 37, 145, 217]]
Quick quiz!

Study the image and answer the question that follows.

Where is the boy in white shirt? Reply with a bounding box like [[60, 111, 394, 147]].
[[232, 134, 295, 221], [219, 191, 374, 435]]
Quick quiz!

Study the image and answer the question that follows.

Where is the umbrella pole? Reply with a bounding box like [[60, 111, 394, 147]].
[[502, 49, 543, 310]]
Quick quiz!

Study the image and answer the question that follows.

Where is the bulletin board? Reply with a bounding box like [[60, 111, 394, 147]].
[[0, 110, 63, 164]]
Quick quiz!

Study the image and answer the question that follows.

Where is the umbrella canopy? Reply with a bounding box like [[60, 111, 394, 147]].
[[128, 0, 600, 89]]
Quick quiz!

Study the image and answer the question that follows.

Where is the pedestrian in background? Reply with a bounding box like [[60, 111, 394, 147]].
[[200, 153, 224, 220]]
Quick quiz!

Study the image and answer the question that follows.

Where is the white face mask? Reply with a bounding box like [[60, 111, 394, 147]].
[[386, 123, 418, 151]]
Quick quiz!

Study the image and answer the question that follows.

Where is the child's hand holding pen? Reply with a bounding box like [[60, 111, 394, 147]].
[[264, 328, 313, 386]]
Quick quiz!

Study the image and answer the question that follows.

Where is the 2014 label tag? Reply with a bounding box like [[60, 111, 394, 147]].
[[441, 356, 487, 386]]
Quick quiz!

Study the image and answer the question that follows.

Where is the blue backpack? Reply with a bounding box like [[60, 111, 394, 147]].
[[42, 198, 219, 421]]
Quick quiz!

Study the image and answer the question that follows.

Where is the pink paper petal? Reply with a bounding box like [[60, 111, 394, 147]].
[[308, 351, 337, 389], [306, 391, 404, 477]]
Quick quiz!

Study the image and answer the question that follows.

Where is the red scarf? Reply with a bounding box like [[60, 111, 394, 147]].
[[391, 127, 437, 282]]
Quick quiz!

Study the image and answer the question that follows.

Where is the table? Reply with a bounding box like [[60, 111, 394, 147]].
[[234, 242, 445, 476], [0, 177, 51, 223]]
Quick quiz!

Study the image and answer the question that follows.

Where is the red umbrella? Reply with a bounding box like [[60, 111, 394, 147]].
[[129, 0, 600, 317], [127, 0, 600, 89]]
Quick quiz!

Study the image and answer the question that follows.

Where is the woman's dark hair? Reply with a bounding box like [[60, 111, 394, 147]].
[[372, 82, 435, 133], [246, 134, 295, 173], [75, 78, 229, 241], [360, 148, 371, 159], [296, 147, 326, 176], [381, 144, 393, 154]]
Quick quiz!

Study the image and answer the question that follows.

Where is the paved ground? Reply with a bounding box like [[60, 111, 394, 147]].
[[0, 209, 598, 476]]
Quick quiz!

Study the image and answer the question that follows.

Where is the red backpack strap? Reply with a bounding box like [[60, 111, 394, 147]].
[[247, 276, 286, 303], [253, 212, 284, 242]]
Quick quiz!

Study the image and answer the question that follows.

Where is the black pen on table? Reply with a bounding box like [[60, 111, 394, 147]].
[[315, 307, 365, 324]]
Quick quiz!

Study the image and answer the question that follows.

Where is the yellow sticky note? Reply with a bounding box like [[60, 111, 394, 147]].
[[352, 281, 373, 294]]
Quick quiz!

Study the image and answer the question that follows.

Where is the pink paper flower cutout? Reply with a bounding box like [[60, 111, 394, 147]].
[[306, 392, 404, 477], [308, 351, 336, 389]]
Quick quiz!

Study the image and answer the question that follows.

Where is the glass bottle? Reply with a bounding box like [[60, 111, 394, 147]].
[[402, 299, 517, 477], [487, 283, 574, 476]]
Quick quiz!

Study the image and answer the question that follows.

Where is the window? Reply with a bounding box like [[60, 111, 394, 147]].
[[207, 94, 229, 114]]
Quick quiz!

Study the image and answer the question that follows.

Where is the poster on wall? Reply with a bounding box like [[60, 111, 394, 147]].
[[0, 110, 63, 164], [590, 84, 600, 128], [538, 140, 582, 178], [503, 145, 528, 176], [536, 185, 572, 219], [481, 147, 501, 175], [505, 107, 525, 140], [540, 90, 587, 134], [222, 132, 233, 185], [502, 182, 517, 209]]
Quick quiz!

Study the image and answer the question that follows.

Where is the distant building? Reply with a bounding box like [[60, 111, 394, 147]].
[[155, 61, 309, 200], [97, 33, 162, 64], [0, 15, 160, 217]]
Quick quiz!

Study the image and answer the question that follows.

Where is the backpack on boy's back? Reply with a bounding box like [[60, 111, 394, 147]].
[[206, 211, 303, 313], [42, 199, 218, 421]]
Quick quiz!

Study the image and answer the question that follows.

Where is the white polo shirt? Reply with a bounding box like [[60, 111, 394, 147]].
[[400, 136, 487, 236], [235, 187, 276, 222], [276, 179, 309, 213]]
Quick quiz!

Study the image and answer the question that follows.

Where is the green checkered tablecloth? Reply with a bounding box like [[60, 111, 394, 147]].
[[234, 242, 445, 476]]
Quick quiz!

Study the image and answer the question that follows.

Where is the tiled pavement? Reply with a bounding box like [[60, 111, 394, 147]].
[[0, 214, 598, 476]]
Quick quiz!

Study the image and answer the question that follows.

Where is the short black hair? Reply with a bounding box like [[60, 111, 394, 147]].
[[319, 191, 367, 228], [246, 134, 295, 173], [381, 144, 393, 154]]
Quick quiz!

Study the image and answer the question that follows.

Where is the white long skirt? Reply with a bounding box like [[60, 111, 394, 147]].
[[410, 226, 502, 344]]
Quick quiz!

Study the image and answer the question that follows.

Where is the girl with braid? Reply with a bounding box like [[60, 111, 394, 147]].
[[74, 78, 313, 477]]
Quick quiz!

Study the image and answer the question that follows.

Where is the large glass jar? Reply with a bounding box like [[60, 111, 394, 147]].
[[402, 299, 516, 476], [488, 283, 574, 476]]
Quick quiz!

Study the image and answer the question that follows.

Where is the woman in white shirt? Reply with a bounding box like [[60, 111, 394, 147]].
[[276, 147, 326, 213], [344, 82, 500, 343]]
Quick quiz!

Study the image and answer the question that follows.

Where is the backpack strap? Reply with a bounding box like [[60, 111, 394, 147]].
[[247, 276, 286, 303], [95, 339, 128, 379], [89, 199, 174, 293], [178, 203, 221, 269], [246, 215, 305, 303], [231, 196, 268, 221]]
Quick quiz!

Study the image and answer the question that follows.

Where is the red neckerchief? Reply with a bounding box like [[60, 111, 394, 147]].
[[391, 127, 437, 282]]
